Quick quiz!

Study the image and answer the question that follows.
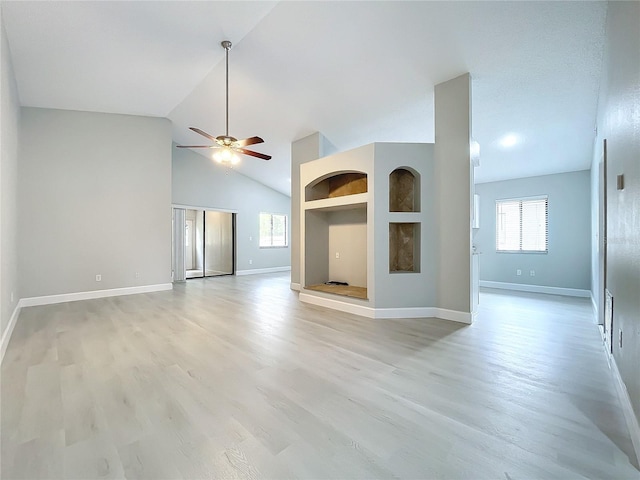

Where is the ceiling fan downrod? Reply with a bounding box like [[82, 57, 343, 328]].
[[221, 40, 232, 139]]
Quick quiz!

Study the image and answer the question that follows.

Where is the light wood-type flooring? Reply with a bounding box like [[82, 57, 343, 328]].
[[1, 273, 638, 479]]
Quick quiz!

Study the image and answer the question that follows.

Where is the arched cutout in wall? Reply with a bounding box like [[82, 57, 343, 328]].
[[305, 171, 367, 202], [389, 167, 420, 212]]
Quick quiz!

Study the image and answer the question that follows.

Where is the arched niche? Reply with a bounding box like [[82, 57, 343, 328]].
[[389, 167, 420, 212], [305, 171, 368, 202], [389, 223, 420, 273]]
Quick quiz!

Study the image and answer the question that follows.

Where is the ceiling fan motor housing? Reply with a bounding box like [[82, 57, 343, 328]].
[[217, 135, 237, 146]]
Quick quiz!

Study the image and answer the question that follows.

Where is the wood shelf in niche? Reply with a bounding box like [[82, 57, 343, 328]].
[[306, 172, 367, 201], [389, 168, 420, 212], [389, 222, 420, 273]]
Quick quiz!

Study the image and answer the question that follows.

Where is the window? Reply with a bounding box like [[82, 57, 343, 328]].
[[259, 213, 288, 247], [496, 197, 548, 253]]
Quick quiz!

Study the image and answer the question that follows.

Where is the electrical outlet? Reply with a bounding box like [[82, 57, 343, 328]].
[[249, 259, 253, 265], [619, 329, 623, 349], [530, 270, 535, 277], [249, 236, 252, 241], [335, 252, 340, 259], [516, 269, 522, 276], [95, 274, 102, 282], [135, 272, 140, 279], [10, 292, 14, 303]]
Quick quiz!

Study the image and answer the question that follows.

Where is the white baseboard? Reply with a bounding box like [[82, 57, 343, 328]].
[[300, 292, 372, 317], [607, 351, 640, 467], [1, 303, 21, 363], [375, 306, 472, 324], [290, 282, 301, 291], [236, 266, 291, 276], [299, 292, 472, 324], [434, 308, 474, 324], [479, 281, 591, 298], [591, 292, 599, 321], [19, 283, 173, 308]]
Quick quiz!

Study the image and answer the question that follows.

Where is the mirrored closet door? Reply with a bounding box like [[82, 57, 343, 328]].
[[174, 208, 235, 280]]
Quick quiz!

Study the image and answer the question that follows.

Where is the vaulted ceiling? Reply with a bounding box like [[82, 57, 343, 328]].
[[1, 1, 607, 196]]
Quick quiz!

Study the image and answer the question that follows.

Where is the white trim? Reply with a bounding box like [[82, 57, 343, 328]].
[[607, 351, 640, 466], [598, 324, 605, 342], [435, 308, 474, 324], [290, 282, 301, 291], [172, 204, 238, 214], [370, 307, 434, 319], [479, 281, 591, 298], [1, 303, 21, 363], [236, 266, 291, 276], [374, 307, 472, 324], [300, 292, 374, 317], [19, 283, 173, 308], [299, 293, 472, 324], [591, 292, 598, 320], [496, 194, 549, 203]]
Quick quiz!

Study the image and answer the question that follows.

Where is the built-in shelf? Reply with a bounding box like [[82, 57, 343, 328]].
[[304, 193, 368, 212], [388, 212, 421, 222], [300, 142, 438, 316], [306, 172, 367, 202]]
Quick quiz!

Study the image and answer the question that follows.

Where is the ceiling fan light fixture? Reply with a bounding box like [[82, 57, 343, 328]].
[[213, 147, 240, 165]]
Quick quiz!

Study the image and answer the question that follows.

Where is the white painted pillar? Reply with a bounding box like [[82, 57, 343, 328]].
[[172, 208, 186, 282]]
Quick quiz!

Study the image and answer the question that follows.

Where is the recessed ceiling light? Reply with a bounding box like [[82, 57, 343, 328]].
[[499, 134, 519, 148]]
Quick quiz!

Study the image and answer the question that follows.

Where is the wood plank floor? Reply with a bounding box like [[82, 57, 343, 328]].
[[2, 273, 638, 479]]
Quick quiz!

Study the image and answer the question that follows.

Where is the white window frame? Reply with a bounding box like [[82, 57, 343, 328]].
[[495, 195, 548, 253], [259, 212, 288, 248]]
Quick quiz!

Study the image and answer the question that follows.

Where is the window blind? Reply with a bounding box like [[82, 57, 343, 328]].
[[496, 197, 548, 252]]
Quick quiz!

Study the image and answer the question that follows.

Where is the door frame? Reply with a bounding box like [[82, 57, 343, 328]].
[[172, 204, 238, 280], [598, 139, 612, 353]]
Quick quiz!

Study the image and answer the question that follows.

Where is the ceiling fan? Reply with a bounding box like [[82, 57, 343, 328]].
[[177, 40, 271, 164]]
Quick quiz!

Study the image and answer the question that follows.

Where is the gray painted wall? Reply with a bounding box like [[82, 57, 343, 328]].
[[172, 146, 291, 272], [304, 210, 329, 287], [1, 10, 20, 336], [18, 108, 172, 298], [434, 74, 473, 313], [290, 133, 337, 287], [475, 171, 591, 290], [591, 1, 640, 422], [373, 143, 438, 309], [327, 209, 367, 287]]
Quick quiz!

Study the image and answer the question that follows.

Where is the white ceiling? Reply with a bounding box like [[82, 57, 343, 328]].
[[2, 1, 607, 196]]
